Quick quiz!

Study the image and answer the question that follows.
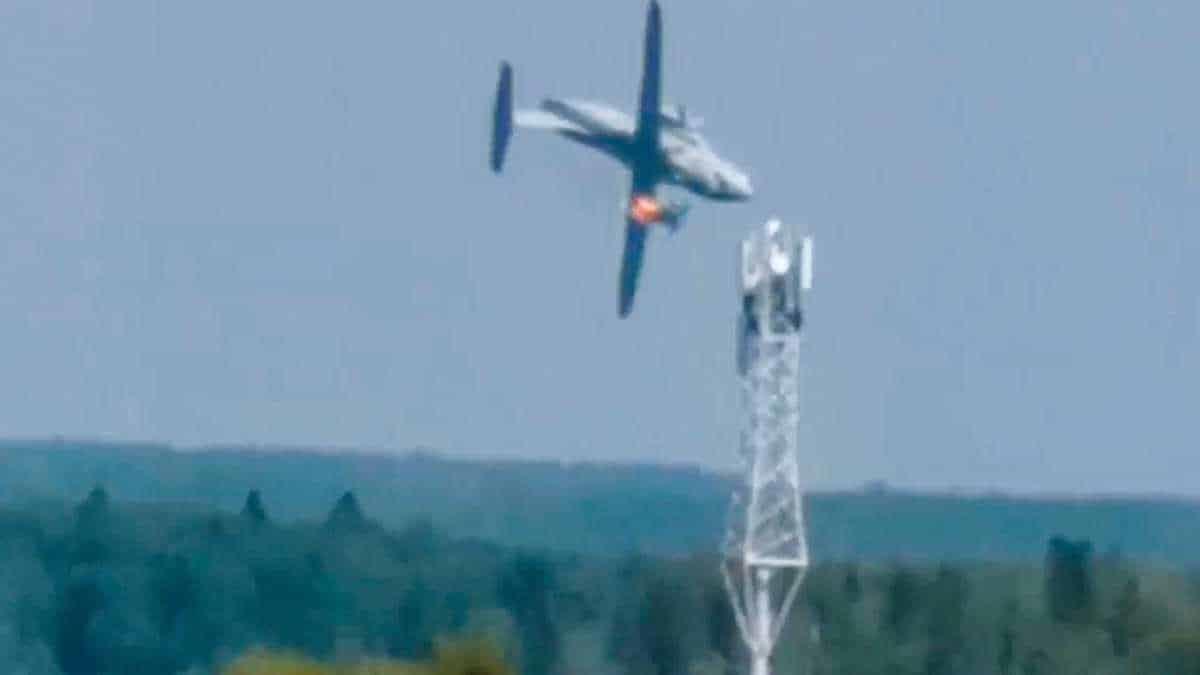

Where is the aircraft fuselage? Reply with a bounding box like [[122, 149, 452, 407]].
[[537, 98, 753, 202]]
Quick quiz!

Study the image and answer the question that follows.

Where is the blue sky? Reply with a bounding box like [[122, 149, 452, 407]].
[[1, 0, 1196, 494]]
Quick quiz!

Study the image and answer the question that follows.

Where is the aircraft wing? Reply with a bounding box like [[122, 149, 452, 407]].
[[617, 168, 658, 318], [618, 1, 664, 318], [634, 0, 662, 152], [618, 216, 648, 318]]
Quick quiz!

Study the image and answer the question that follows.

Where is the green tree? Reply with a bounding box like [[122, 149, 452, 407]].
[[883, 566, 922, 639], [924, 566, 967, 675], [149, 553, 195, 641], [498, 554, 560, 675], [390, 576, 434, 659], [1045, 536, 1095, 624], [70, 485, 113, 565], [843, 565, 863, 604], [250, 556, 335, 655], [52, 577, 104, 675], [704, 580, 739, 669], [241, 490, 268, 526], [997, 602, 1017, 675], [637, 578, 689, 675], [326, 491, 371, 533]]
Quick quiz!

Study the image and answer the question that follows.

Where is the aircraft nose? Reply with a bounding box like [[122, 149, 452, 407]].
[[734, 172, 753, 199], [714, 168, 753, 201]]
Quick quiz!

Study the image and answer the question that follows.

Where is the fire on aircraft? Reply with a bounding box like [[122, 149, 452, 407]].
[[490, 1, 753, 317]]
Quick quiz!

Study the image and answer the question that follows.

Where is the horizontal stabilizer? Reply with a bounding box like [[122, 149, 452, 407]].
[[490, 61, 513, 172], [514, 109, 588, 134]]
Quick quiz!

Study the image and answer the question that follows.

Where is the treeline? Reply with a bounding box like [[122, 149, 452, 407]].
[[792, 542, 1200, 674], [7, 441, 1200, 562], [3, 487, 1200, 674]]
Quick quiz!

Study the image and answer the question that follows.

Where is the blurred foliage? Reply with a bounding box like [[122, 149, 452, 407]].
[[1045, 536, 1096, 624], [4, 475, 1200, 673], [1139, 632, 1200, 675], [222, 637, 512, 675], [10, 441, 1200, 561]]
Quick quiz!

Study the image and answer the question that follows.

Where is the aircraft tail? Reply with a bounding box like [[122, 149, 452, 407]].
[[490, 61, 514, 173]]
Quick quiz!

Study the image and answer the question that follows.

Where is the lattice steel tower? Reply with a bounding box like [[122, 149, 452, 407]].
[[723, 218, 813, 675]]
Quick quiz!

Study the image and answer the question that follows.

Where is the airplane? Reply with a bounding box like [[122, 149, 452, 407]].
[[490, 0, 754, 318]]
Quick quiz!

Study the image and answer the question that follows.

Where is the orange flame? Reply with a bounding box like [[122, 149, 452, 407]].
[[630, 195, 664, 226]]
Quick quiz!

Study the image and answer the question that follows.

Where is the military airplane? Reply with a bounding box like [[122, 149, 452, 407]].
[[490, 0, 754, 317]]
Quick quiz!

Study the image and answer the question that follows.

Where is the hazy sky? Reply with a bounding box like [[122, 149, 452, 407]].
[[2, 1, 1197, 495]]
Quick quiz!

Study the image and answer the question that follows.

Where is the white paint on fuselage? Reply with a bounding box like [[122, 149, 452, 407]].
[[528, 98, 753, 201], [541, 99, 635, 138]]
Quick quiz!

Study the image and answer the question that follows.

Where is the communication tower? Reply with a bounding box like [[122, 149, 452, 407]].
[[723, 218, 813, 675]]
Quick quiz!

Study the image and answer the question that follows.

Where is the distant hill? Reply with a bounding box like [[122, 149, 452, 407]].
[[2, 439, 1199, 563]]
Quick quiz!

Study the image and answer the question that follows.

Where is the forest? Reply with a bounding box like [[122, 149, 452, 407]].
[[5, 441, 1200, 563], [3, 482, 1200, 675]]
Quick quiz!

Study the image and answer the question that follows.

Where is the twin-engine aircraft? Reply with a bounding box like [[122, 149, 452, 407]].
[[490, 0, 754, 317]]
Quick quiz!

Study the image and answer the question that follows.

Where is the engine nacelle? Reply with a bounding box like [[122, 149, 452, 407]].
[[629, 195, 689, 232]]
